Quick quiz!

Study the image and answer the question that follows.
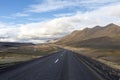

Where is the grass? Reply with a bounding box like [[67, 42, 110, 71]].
[[0, 44, 60, 68], [57, 45, 120, 69]]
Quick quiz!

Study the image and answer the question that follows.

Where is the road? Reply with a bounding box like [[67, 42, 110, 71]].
[[0, 50, 104, 80]]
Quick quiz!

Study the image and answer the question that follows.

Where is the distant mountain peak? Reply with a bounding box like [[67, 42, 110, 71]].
[[72, 30, 80, 33], [104, 23, 120, 31], [105, 23, 119, 27], [92, 25, 102, 30], [94, 25, 102, 28], [83, 27, 90, 30]]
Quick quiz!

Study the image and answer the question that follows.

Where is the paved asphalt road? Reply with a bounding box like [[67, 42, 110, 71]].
[[0, 50, 104, 80]]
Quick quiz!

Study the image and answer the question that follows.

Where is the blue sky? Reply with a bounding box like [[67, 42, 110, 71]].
[[0, 0, 36, 23], [0, 0, 34, 15], [0, 0, 88, 24], [0, 0, 120, 43]]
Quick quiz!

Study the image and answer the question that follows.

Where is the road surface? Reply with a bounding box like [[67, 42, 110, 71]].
[[0, 50, 104, 80]]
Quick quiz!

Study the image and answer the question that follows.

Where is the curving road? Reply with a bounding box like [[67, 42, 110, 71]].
[[0, 50, 104, 80]]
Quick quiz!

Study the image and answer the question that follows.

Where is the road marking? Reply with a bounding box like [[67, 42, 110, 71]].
[[54, 59, 59, 63]]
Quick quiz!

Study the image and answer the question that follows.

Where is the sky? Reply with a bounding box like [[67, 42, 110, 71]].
[[0, 0, 120, 43]]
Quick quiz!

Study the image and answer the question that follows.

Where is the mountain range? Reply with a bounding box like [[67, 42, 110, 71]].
[[0, 42, 34, 48], [56, 23, 120, 49]]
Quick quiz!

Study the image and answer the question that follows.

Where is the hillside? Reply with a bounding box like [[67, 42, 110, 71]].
[[0, 42, 34, 48], [75, 37, 120, 48], [56, 23, 120, 48]]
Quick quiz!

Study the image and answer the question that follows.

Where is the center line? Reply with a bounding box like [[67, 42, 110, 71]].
[[54, 59, 59, 63]]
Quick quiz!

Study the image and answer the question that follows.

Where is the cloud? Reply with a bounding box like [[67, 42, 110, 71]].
[[27, 0, 78, 13], [80, 4, 120, 26], [0, 18, 76, 43], [0, 13, 29, 20], [27, 0, 119, 13], [0, 2, 120, 43], [14, 13, 29, 17], [18, 18, 75, 39], [79, 0, 119, 4], [54, 12, 75, 17]]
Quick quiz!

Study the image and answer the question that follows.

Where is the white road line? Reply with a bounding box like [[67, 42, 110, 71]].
[[54, 59, 59, 63]]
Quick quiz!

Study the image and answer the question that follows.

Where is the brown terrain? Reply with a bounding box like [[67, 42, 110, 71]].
[[0, 42, 59, 68], [56, 23, 120, 47], [55, 23, 120, 69]]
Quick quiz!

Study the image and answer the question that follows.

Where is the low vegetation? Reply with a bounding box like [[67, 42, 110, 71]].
[[0, 44, 59, 69], [59, 45, 120, 69]]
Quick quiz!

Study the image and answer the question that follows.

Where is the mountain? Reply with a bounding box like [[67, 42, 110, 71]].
[[75, 37, 120, 49], [0, 42, 34, 48], [47, 39, 59, 43], [56, 23, 120, 48]]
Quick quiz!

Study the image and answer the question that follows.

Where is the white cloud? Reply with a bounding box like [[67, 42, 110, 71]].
[[0, 18, 76, 43], [54, 12, 75, 17], [28, 0, 77, 13], [80, 0, 119, 4], [27, 0, 119, 13], [0, 2, 120, 43], [0, 13, 29, 20], [14, 13, 29, 17], [18, 18, 74, 39]]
